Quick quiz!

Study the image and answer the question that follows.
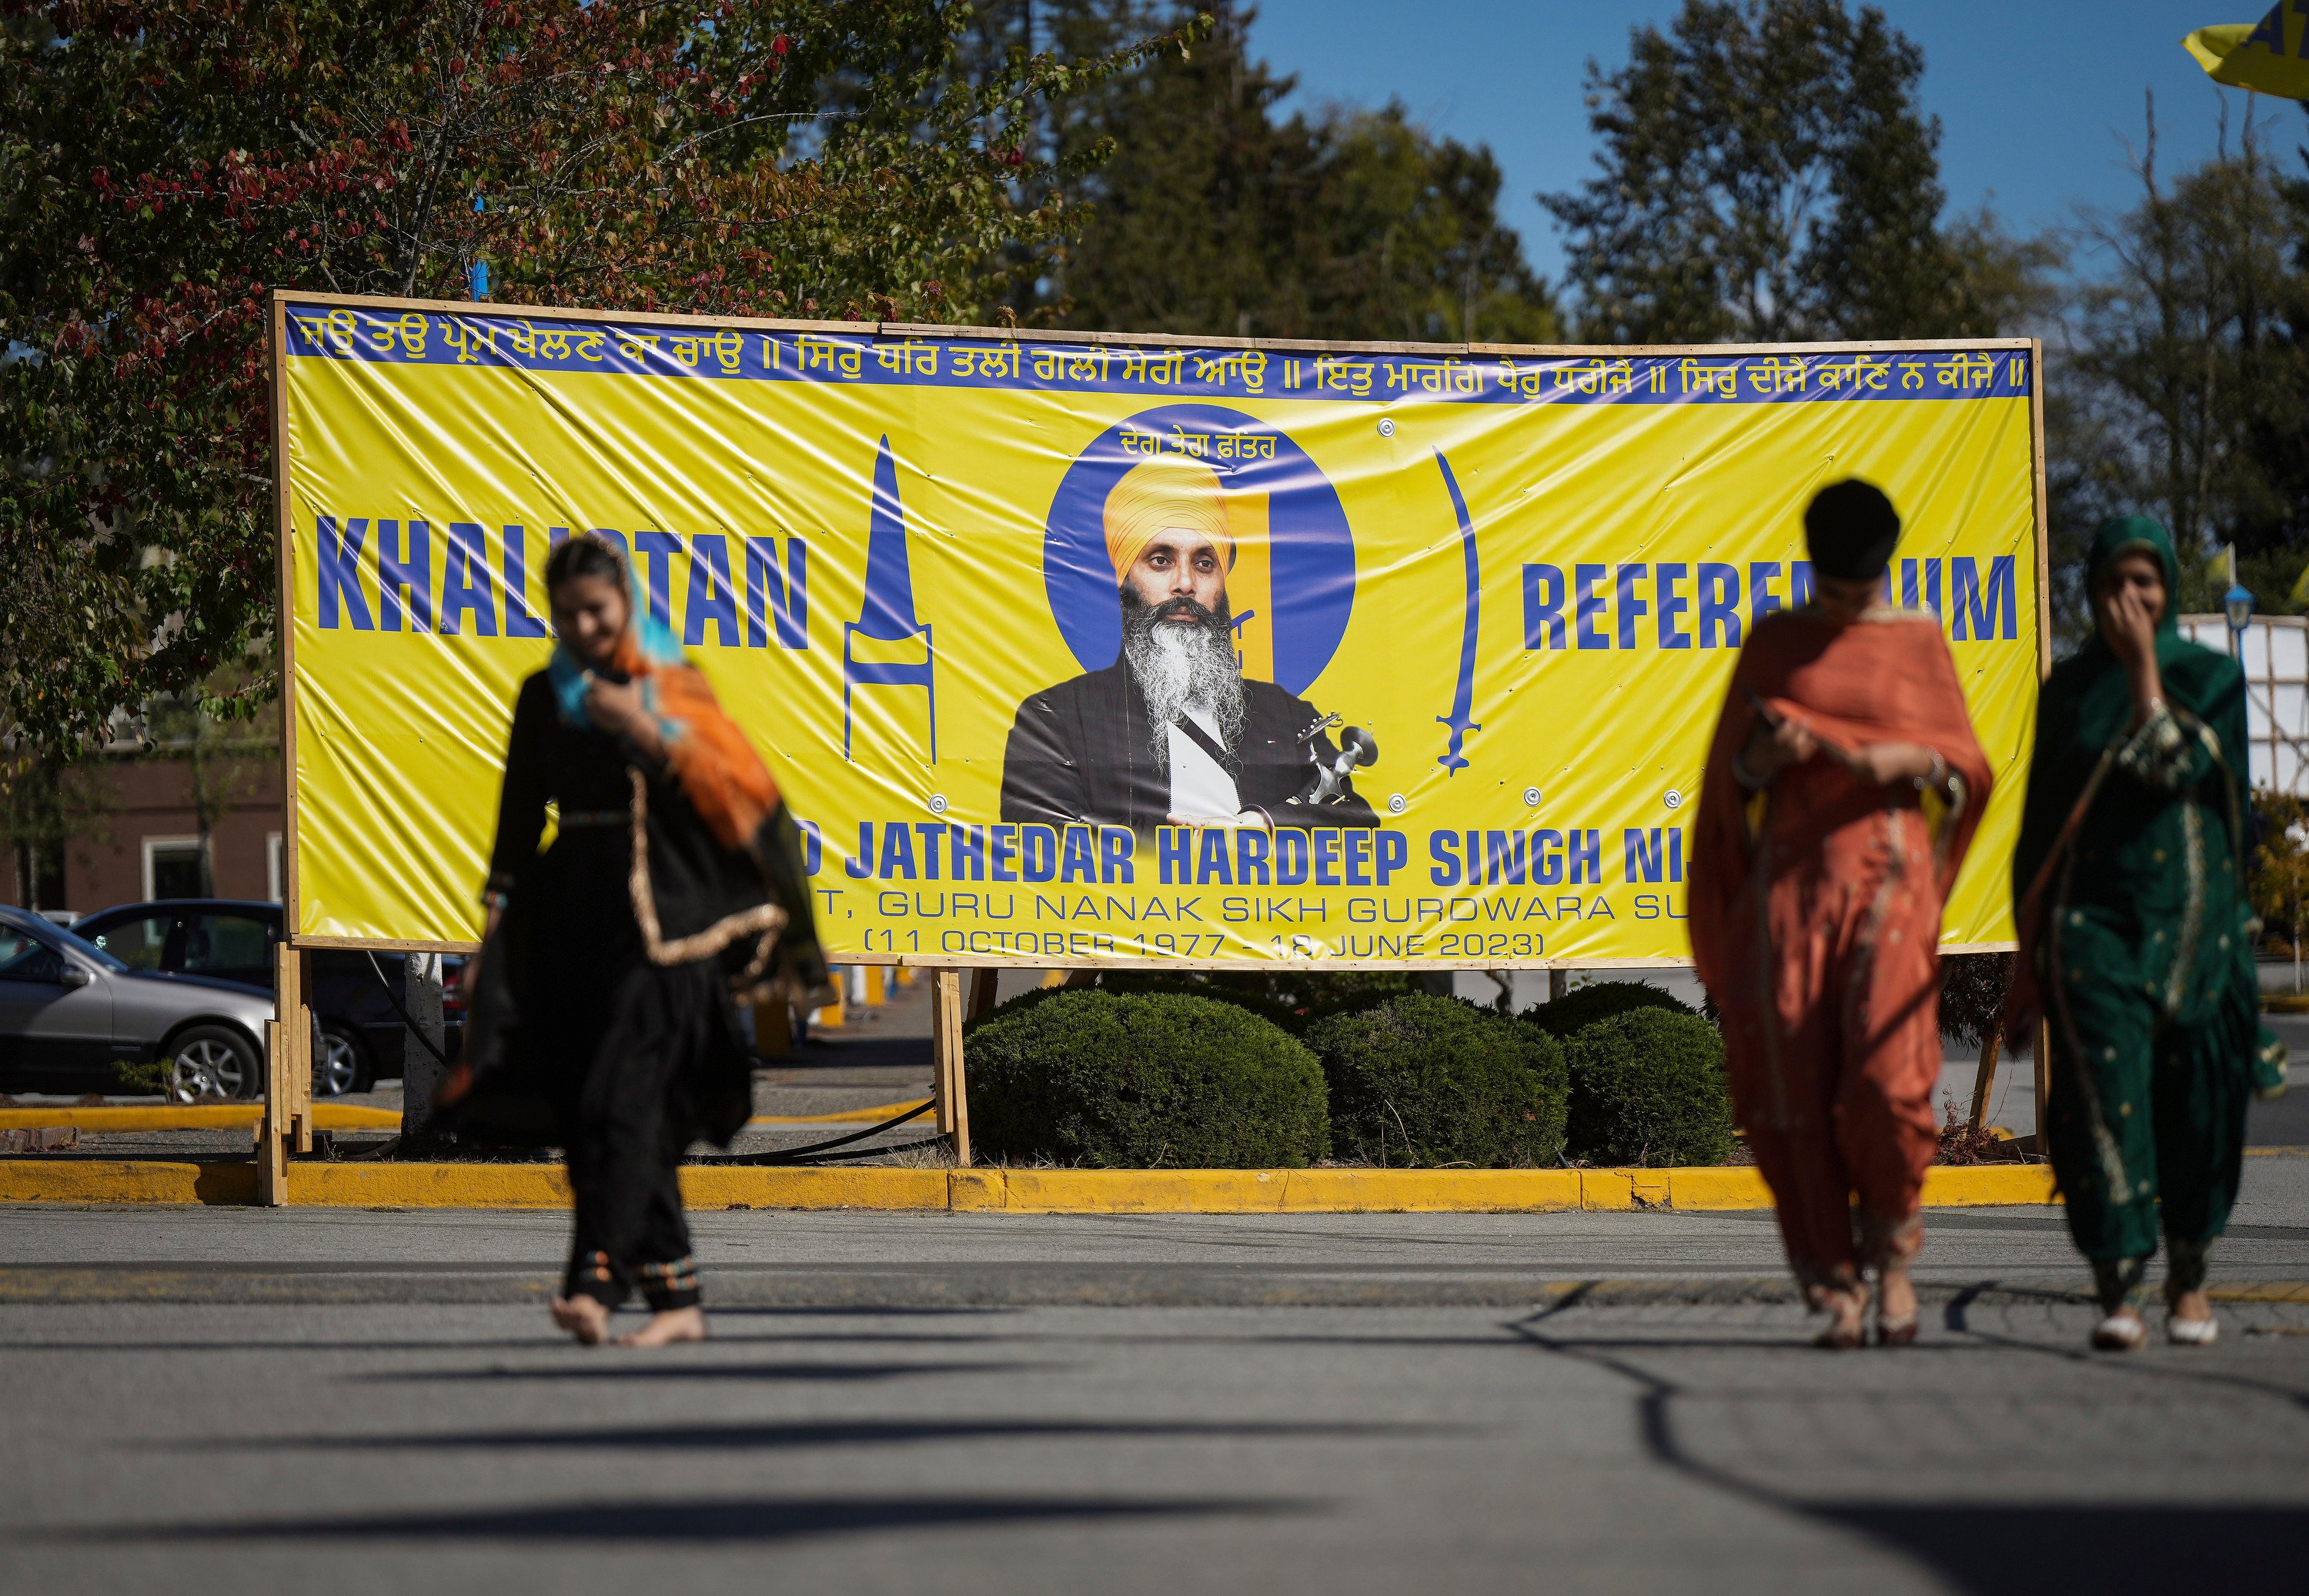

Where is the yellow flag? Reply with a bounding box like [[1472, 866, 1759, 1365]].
[[2186, 9, 2309, 99]]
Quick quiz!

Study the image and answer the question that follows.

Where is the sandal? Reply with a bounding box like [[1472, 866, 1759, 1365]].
[[2167, 1313, 2219, 1347], [1812, 1288, 1870, 1349], [2091, 1311, 2147, 1351], [1873, 1267, 1920, 1347]]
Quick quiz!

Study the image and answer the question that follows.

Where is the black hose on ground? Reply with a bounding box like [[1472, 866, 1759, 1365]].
[[364, 951, 452, 1067]]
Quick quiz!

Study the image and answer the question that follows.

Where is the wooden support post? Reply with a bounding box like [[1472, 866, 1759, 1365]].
[[753, 995, 794, 1059], [255, 942, 312, 1204], [931, 970, 957, 1134], [929, 968, 971, 1164], [966, 967, 1000, 1023], [256, 1012, 288, 1205], [2033, 1017, 2053, 1156], [1966, 1026, 2003, 1134]]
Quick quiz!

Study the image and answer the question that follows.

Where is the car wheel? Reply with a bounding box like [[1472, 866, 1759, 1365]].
[[165, 1025, 261, 1102], [312, 1026, 369, 1097]]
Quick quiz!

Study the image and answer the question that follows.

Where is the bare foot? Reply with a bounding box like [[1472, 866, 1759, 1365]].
[[1876, 1267, 1919, 1344], [2170, 1287, 2213, 1324], [617, 1305, 707, 1347], [550, 1294, 611, 1346], [1811, 1285, 1870, 1348]]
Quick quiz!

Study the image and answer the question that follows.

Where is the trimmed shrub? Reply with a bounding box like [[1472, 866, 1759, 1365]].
[[1087, 969, 1304, 1031], [1523, 979, 1696, 1040], [1272, 971, 1426, 1030], [1308, 992, 1568, 1167], [964, 990, 1328, 1167], [1562, 1009, 1733, 1167], [1089, 969, 1425, 1033]]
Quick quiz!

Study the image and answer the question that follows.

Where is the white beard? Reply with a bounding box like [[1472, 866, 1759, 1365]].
[[1126, 618, 1247, 771]]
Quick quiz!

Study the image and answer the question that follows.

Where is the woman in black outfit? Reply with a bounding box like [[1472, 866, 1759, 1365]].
[[453, 533, 820, 1347]]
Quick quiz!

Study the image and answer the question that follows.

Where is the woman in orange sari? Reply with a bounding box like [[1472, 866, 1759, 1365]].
[[1690, 481, 1992, 1347]]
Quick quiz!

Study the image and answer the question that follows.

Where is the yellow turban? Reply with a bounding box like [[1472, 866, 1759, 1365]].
[[1102, 456, 1232, 585]]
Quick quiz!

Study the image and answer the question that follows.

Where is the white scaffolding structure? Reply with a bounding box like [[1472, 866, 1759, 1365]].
[[2178, 613, 2309, 794]]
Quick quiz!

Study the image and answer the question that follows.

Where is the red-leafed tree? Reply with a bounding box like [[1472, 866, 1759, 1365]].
[[0, 1, 1198, 759]]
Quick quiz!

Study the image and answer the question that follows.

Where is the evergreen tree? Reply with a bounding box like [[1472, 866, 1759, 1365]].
[[1542, 0, 1994, 342], [1031, 2, 1559, 342]]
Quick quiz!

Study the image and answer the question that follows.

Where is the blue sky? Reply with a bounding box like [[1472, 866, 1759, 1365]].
[[1247, 1, 2295, 285]]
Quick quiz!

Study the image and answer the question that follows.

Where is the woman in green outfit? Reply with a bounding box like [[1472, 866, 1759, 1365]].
[[2013, 516, 2287, 1351]]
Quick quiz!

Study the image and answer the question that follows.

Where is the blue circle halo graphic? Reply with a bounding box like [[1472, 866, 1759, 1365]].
[[1041, 404, 1356, 696]]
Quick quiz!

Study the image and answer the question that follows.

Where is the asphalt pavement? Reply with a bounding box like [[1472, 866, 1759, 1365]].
[[4, 1157, 2307, 1595]]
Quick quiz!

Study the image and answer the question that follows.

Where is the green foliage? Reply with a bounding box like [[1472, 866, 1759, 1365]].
[[1084, 968, 1304, 1030], [0, 2, 1195, 760], [1031, 3, 1558, 341], [112, 1056, 169, 1096], [1260, 970, 1425, 1030], [1084, 967, 1422, 1032], [964, 989, 1328, 1167], [1936, 952, 2013, 1049], [1562, 1009, 1733, 1167], [1522, 980, 1696, 1040], [1308, 993, 1566, 1167], [1542, 0, 2013, 343], [2253, 790, 2309, 954], [2053, 103, 2309, 637]]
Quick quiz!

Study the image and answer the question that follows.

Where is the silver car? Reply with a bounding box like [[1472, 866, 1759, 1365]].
[[0, 903, 275, 1101]]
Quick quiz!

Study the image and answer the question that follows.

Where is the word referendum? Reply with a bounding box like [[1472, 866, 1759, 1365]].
[[1522, 556, 2021, 649]]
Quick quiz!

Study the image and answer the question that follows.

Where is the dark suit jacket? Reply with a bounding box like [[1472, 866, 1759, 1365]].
[[1000, 659, 1380, 844]]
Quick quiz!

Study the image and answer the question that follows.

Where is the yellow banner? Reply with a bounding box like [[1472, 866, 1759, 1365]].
[[2185, 12, 2309, 101], [277, 295, 2043, 967]]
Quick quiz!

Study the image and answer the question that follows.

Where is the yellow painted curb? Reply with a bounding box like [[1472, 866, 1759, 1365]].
[[1923, 1164, 2059, 1205], [0, 1159, 2064, 1211], [975, 1168, 1590, 1214], [0, 1104, 403, 1132], [747, 1098, 931, 1127], [683, 1165, 950, 1210], [1666, 1167, 1777, 1209], [2212, 1280, 2309, 1303], [0, 1099, 930, 1133], [0, 1160, 257, 1204]]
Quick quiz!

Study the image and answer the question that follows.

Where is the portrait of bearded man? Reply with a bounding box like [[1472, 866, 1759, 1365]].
[[1001, 453, 1380, 845]]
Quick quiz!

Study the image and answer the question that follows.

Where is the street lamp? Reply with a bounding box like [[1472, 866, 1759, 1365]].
[[2225, 580, 2255, 660]]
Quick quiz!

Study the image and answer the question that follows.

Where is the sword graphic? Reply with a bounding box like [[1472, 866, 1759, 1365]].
[[1434, 449, 1481, 774]]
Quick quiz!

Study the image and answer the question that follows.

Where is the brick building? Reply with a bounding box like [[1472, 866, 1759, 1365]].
[[5, 746, 286, 920]]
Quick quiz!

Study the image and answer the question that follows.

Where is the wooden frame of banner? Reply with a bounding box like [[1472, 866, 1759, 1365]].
[[268, 291, 2053, 1168]]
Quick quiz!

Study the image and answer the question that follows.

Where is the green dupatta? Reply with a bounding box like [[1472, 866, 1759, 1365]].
[[2013, 516, 2284, 1096]]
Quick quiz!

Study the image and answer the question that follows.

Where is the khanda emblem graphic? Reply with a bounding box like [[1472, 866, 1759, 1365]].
[[841, 435, 937, 763]]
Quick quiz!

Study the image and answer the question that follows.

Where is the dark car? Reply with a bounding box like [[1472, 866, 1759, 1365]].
[[71, 900, 464, 1096], [0, 904, 278, 1100]]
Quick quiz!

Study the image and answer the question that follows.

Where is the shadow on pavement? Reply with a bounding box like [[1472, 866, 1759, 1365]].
[[361, 1359, 1064, 1384], [218, 1416, 1446, 1451], [1810, 1502, 2306, 1592], [96, 1493, 1317, 1545], [1512, 1307, 2309, 1594]]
